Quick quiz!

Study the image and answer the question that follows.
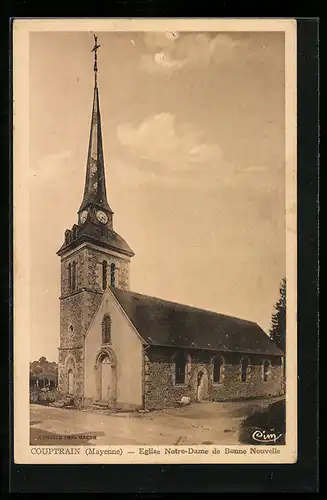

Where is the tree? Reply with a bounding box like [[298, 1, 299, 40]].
[[30, 357, 58, 376], [269, 277, 286, 352], [30, 357, 58, 391]]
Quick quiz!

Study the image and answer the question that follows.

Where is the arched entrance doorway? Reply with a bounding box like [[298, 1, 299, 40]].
[[68, 369, 74, 395], [95, 348, 117, 405], [100, 355, 111, 401], [197, 369, 209, 401], [65, 355, 76, 396]]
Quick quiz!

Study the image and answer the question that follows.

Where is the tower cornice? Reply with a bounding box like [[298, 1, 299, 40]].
[[57, 231, 135, 259]]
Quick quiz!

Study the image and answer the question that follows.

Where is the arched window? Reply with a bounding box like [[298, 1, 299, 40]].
[[213, 355, 224, 384], [110, 263, 116, 287], [263, 360, 270, 382], [68, 263, 72, 291], [174, 351, 187, 385], [102, 260, 108, 290], [102, 315, 111, 344], [241, 357, 250, 382], [72, 261, 77, 291]]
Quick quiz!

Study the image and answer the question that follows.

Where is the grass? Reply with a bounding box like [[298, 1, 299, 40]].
[[239, 399, 286, 445]]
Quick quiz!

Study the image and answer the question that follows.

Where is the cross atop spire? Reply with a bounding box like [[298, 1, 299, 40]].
[[91, 33, 101, 88]]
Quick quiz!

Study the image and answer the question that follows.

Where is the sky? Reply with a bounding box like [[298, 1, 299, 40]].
[[29, 30, 285, 362]]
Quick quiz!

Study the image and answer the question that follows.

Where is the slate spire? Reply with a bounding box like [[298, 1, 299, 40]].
[[79, 34, 112, 214]]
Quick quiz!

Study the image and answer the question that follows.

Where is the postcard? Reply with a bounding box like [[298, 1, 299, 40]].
[[13, 18, 297, 464]]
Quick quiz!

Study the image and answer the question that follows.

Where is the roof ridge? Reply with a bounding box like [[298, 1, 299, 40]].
[[111, 287, 259, 327]]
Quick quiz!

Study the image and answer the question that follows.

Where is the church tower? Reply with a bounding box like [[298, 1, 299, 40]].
[[57, 35, 134, 403]]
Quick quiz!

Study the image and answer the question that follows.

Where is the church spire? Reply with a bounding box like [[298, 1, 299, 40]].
[[57, 33, 134, 259], [79, 34, 113, 216]]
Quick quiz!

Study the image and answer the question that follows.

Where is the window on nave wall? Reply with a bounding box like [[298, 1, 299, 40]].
[[241, 357, 250, 382], [174, 351, 187, 385], [213, 355, 224, 384], [263, 360, 270, 382]]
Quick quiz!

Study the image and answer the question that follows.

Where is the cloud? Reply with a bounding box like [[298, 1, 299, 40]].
[[154, 52, 185, 70], [143, 32, 180, 51], [30, 150, 73, 185], [140, 52, 186, 73], [115, 114, 281, 192], [140, 32, 245, 74], [117, 112, 223, 171]]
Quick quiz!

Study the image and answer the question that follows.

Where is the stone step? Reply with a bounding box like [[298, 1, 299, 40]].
[[50, 396, 75, 408], [93, 400, 109, 408]]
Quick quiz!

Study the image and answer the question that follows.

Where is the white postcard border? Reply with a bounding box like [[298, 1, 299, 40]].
[[13, 17, 297, 465]]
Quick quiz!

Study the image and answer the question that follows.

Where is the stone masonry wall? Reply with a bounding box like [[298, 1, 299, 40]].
[[86, 247, 130, 291], [60, 294, 85, 350], [144, 347, 284, 410], [60, 249, 88, 296], [60, 246, 130, 297], [210, 356, 284, 401], [59, 292, 103, 350], [58, 292, 89, 406], [144, 348, 207, 409]]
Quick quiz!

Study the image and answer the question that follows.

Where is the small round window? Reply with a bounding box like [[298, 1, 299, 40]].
[[68, 324, 74, 336]]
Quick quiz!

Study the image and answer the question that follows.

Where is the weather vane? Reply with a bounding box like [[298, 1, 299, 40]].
[[91, 33, 101, 87]]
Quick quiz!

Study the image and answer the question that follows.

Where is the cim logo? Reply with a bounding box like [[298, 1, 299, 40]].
[[251, 429, 283, 444]]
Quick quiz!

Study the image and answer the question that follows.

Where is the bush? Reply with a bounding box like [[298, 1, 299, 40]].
[[239, 399, 286, 445], [30, 392, 39, 404], [44, 389, 62, 403], [32, 389, 62, 405]]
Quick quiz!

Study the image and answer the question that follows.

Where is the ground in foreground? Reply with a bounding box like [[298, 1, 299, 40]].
[[30, 396, 285, 446]]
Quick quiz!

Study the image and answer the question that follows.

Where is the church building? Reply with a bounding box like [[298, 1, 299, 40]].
[[57, 38, 284, 410]]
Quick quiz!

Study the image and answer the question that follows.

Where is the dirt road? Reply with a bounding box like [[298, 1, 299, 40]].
[[30, 397, 284, 446]]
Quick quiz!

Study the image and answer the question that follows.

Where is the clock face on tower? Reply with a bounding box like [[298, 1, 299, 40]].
[[80, 210, 88, 223], [96, 210, 108, 224]]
